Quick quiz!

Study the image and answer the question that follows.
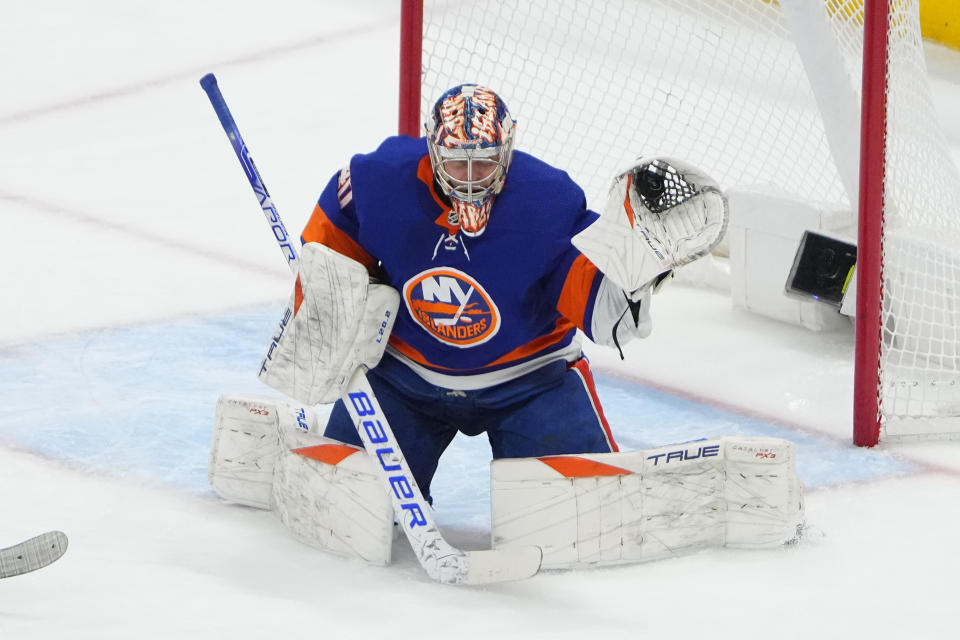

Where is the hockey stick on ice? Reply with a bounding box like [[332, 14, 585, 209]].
[[0, 531, 68, 579], [199, 73, 541, 585]]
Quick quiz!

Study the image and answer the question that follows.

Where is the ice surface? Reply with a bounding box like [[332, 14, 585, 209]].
[[2, 2, 959, 638]]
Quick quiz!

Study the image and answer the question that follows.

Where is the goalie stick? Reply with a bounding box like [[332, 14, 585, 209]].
[[199, 73, 541, 585], [0, 531, 68, 579]]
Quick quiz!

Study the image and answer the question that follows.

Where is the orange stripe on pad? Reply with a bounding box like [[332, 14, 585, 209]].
[[537, 456, 632, 478], [292, 443, 362, 466]]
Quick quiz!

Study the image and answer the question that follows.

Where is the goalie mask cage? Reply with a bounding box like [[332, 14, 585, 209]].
[[398, 0, 960, 446]]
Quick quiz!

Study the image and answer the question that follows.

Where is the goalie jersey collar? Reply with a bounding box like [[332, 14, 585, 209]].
[[416, 156, 473, 260]]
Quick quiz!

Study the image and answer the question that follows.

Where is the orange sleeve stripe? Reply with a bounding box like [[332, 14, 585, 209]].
[[557, 254, 600, 331], [301, 203, 378, 273], [291, 444, 362, 466], [536, 456, 632, 478]]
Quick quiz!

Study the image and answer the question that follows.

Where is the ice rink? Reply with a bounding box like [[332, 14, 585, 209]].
[[3, 2, 960, 638]]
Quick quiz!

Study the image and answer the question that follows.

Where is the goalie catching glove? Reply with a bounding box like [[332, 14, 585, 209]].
[[258, 242, 399, 405], [573, 157, 728, 297]]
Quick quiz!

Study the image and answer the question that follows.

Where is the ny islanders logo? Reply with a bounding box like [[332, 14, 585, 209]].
[[403, 267, 500, 347]]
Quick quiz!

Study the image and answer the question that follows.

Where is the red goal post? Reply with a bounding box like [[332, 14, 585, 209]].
[[399, 0, 960, 446], [854, 0, 888, 447]]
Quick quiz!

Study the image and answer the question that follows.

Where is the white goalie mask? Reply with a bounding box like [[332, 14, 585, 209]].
[[425, 84, 516, 237]]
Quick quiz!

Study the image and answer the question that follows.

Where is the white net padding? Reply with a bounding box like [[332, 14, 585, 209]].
[[418, 0, 960, 439]]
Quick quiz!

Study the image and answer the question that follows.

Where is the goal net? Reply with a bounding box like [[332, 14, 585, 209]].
[[400, 0, 960, 444]]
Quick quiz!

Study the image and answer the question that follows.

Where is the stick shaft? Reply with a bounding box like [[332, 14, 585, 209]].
[[200, 73, 299, 272], [198, 72, 521, 584]]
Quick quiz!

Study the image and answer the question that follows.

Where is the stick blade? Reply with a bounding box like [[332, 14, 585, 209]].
[[0, 531, 69, 579], [463, 545, 542, 585]]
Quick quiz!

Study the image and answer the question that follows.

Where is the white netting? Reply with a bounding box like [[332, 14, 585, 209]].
[[418, 0, 960, 439], [422, 0, 847, 210], [880, 0, 960, 437]]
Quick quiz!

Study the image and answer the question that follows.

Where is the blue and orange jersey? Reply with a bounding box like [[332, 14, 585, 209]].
[[302, 136, 604, 389]]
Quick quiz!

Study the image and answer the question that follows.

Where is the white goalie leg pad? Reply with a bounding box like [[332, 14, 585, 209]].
[[272, 430, 394, 566], [572, 157, 729, 295], [490, 437, 803, 570], [209, 394, 320, 509], [723, 439, 806, 548], [258, 242, 400, 405], [209, 394, 394, 563]]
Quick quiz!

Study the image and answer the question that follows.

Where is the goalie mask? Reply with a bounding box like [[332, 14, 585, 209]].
[[425, 84, 516, 237]]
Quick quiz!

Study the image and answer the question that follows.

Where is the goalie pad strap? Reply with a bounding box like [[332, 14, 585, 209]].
[[258, 242, 399, 405]]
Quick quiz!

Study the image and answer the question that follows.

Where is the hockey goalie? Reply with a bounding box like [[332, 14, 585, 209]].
[[208, 83, 804, 571]]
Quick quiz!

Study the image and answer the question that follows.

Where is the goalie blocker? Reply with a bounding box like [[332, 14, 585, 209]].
[[210, 395, 803, 569]]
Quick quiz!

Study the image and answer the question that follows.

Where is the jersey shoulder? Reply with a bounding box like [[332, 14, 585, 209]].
[[509, 151, 581, 191], [499, 150, 593, 233], [350, 135, 427, 176]]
